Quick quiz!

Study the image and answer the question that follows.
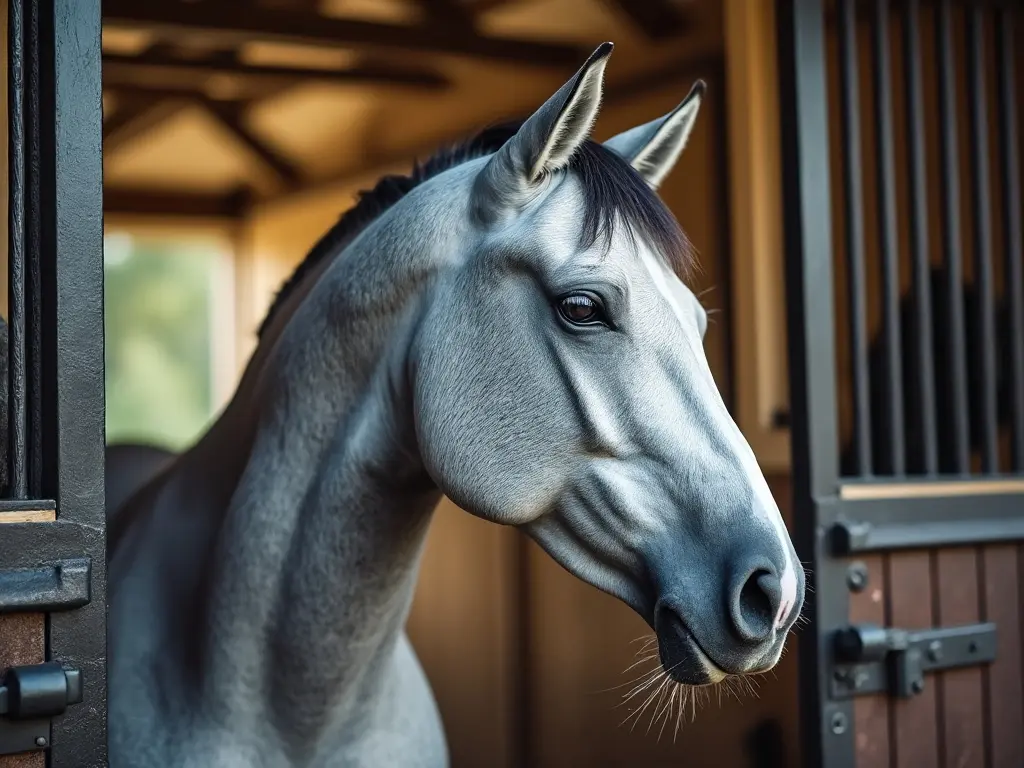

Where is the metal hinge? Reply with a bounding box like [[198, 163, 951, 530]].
[[0, 663, 83, 755], [830, 622, 996, 699]]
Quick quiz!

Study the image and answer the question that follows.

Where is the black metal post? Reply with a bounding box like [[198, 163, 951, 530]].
[[935, 0, 971, 474], [837, 0, 872, 478], [902, 0, 937, 476], [871, 0, 905, 477]]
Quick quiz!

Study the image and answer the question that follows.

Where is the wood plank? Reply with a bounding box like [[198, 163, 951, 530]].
[[0, 509, 54, 524], [935, 547, 985, 768], [839, 478, 1024, 500], [849, 554, 890, 768], [982, 545, 1024, 767], [0, 614, 46, 768], [888, 552, 939, 768]]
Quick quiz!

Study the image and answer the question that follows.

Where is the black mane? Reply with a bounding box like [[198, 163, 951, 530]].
[[258, 121, 694, 338]]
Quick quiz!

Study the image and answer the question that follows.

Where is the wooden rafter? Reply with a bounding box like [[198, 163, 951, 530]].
[[104, 186, 253, 218], [601, 0, 693, 41], [103, 94, 190, 153], [103, 0, 587, 67], [200, 99, 303, 188], [102, 51, 449, 90]]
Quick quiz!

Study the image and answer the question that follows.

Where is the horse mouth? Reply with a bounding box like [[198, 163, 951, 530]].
[[656, 621, 728, 686]]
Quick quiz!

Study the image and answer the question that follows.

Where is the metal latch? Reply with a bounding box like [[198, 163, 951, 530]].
[[830, 622, 996, 699], [0, 663, 83, 755], [0, 663, 82, 719]]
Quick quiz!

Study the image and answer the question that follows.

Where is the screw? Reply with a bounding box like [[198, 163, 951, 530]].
[[846, 562, 869, 592], [830, 711, 848, 735], [927, 640, 943, 662], [968, 641, 978, 653], [35, 736, 47, 747], [911, 679, 925, 694]]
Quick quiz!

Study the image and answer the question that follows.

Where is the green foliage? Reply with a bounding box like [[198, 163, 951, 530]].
[[104, 235, 219, 451]]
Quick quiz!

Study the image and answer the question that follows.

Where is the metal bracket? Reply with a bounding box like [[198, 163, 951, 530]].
[[0, 558, 91, 613], [0, 663, 83, 755], [831, 515, 1024, 554], [830, 622, 997, 699]]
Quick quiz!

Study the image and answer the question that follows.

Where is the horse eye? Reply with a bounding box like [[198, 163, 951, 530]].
[[557, 293, 604, 326]]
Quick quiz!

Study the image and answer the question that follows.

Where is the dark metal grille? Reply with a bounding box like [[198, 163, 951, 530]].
[[828, 0, 1024, 479]]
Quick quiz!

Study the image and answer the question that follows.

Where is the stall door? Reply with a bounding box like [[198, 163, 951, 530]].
[[0, 0, 105, 765], [777, 0, 1024, 766]]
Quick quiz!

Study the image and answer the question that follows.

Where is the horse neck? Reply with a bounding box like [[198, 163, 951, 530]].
[[178, 194, 461, 741]]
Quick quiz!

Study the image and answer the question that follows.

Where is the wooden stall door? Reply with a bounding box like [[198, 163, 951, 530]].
[[778, 1, 1024, 767]]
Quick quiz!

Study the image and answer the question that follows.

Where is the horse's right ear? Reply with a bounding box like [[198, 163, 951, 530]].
[[474, 42, 613, 217]]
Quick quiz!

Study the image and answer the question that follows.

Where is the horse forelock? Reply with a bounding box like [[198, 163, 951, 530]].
[[257, 121, 697, 339]]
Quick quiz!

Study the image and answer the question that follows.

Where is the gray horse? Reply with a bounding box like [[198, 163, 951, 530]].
[[107, 43, 804, 768]]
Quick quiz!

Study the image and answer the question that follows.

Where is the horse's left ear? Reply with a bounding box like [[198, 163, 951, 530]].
[[604, 80, 705, 190]]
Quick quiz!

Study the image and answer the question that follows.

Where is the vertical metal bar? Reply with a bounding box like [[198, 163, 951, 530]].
[[903, 0, 938, 475], [965, 6, 999, 474], [7, 0, 27, 498], [995, 10, 1024, 471], [871, 0, 905, 476], [25, 0, 42, 497], [776, 1, 848, 766], [39, 0, 108, 762], [838, 0, 872, 477], [935, 0, 971, 473]]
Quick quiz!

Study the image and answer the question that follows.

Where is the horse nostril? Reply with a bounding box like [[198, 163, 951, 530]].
[[731, 568, 781, 644]]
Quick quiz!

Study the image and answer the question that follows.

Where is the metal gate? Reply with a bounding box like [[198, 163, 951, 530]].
[[777, 0, 1024, 766], [0, 0, 105, 765]]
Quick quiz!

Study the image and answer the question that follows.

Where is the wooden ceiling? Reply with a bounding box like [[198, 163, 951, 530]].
[[102, 0, 719, 218]]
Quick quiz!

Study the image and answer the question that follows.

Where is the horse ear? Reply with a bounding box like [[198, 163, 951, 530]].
[[476, 42, 612, 211], [603, 79, 705, 190]]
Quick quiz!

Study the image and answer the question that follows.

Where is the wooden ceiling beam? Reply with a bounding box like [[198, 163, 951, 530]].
[[103, 94, 190, 153], [199, 100, 303, 189], [102, 52, 450, 90], [600, 0, 693, 41], [103, 0, 587, 67], [104, 187, 253, 219]]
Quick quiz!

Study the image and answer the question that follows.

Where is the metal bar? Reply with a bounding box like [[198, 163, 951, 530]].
[[838, 0, 872, 477], [823, 490, 1024, 531], [872, 0, 905, 476], [832, 516, 1024, 554], [903, 0, 938, 475], [25, 0, 42, 498], [995, 9, 1024, 471], [965, 6, 1000, 473], [776, 1, 848, 766], [39, 0, 108, 762], [935, 0, 971, 473], [7, 0, 27, 499]]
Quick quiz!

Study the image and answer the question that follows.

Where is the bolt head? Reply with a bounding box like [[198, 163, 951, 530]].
[[911, 679, 925, 694], [35, 736, 47, 747], [830, 711, 848, 735]]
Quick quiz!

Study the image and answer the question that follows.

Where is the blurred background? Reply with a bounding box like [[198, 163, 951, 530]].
[[97, 1, 794, 766]]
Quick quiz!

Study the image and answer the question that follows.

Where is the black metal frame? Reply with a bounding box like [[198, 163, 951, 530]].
[[0, 0, 106, 765], [777, 0, 1024, 766]]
